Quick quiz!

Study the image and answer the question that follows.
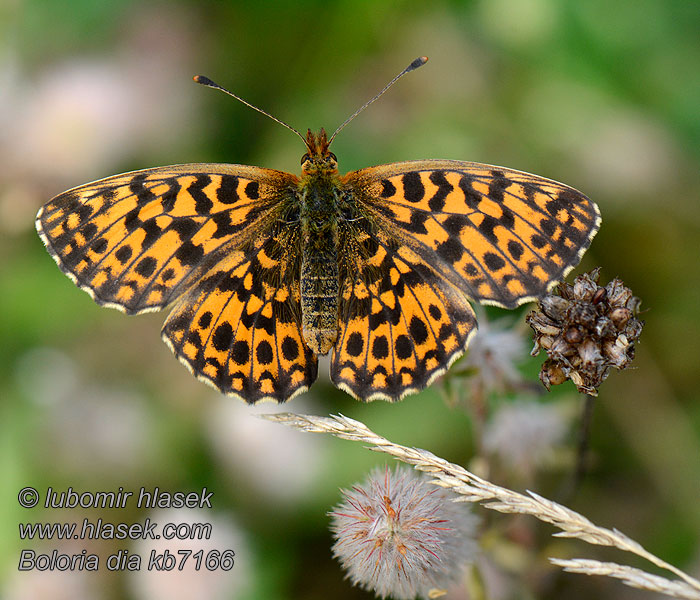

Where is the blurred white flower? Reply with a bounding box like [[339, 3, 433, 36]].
[[573, 110, 681, 199], [128, 508, 251, 600], [14, 347, 153, 476], [1, 6, 200, 235], [11, 61, 141, 181], [205, 395, 326, 506], [330, 465, 479, 599], [4, 54, 196, 184], [519, 79, 682, 203], [460, 312, 528, 399], [483, 399, 569, 477]]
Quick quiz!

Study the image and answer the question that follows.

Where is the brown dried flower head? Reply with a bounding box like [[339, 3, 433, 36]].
[[526, 268, 644, 395]]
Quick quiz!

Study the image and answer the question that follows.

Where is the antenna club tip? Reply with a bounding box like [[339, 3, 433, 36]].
[[408, 56, 429, 71], [193, 75, 214, 86]]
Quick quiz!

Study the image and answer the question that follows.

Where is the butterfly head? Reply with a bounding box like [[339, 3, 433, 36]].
[[301, 128, 338, 175]]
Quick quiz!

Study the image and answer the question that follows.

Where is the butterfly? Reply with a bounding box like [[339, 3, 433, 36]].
[[36, 57, 600, 404]]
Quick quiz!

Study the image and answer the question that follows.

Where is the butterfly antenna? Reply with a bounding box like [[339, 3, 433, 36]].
[[328, 56, 428, 147], [193, 75, 307, 145]]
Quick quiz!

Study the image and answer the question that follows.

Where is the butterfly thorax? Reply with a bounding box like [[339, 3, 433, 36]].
[[298, 129, 342, 355]]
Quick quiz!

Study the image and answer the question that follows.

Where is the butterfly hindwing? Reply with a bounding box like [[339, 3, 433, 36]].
[[343, 160, 600, 309], [162, 233, 318, 403], [332, 226, 477, 401], [37, 164, 298, 314]]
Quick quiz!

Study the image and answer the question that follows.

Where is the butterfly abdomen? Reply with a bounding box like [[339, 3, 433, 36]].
[[300, 248, 338, 355], [299, 176, 341, 355]]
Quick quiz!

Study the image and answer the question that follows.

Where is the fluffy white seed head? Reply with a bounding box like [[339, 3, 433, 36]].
[[330, 465, 479, 599]]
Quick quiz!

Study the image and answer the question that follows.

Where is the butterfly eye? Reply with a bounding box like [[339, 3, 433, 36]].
[[328, 152, 337, 162], [300, 153, 310, 165]]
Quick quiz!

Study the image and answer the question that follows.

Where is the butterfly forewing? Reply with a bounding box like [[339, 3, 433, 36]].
[[37, 164, 297, 314], [344, 160, 601, 309]]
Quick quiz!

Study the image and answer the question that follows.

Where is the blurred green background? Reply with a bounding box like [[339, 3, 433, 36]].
[[2, 1, 699, 598]]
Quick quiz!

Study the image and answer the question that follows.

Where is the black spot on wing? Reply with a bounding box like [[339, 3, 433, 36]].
[[380, 179, 396, 198], [395, 334, 412, 360], [488, 170, 508, 203], [483, 252, 506, 271], [372, 335, 389, 359], [531, 234, 547, 249], [281, 336, 299, 360], [124, 208, 141, 233], [507, 240, 524, 260], [212, 322, 233, 352], [409, 316, 428, 345], [540, 219, 557, 237], [130, 174, 157, 205], [478, 214, 500, 243], [160, 178, 181, 212], [91, 238, 108, 254], [459, 175, 481, 209], [211, 212, 247, 238], [427, 171, 452, 211], [169, 217, 198, 239], [217, 175, 239, 205], [256, 340, 273, 365], [499, 208, 515, 230], [403, 211, 429, 234], [436, 237, 464, 263], [402, 172, 424, 203], [443, 214, 468, 237], [135, 256, 157, 277], [188, 175, 214, 214], [198, 311, 212, 328], [346, 332, 364, 357], [175, 241, 204, 266], [115, 246, 133, 264], [231, 340, 249, 365], [82, 223, 98, 240], [141, 219, 162, 250], [245, 181, 259, 199]]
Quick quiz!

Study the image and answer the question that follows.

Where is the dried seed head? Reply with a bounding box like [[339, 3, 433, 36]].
[[329, 465, 479, 599], [526, 270, 644, 395]]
